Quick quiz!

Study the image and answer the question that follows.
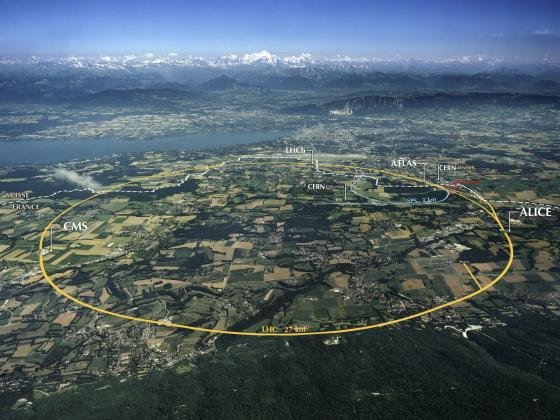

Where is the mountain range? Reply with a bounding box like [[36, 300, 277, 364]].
[[1, 51, 559, 104], [1, 50, 559, 74]]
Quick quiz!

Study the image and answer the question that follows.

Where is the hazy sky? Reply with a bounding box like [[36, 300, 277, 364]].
[[1, 0, 559, 60]]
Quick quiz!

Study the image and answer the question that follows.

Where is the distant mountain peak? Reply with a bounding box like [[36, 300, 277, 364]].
[[199, 75, 241, 90], [240, 50, 280, 65]]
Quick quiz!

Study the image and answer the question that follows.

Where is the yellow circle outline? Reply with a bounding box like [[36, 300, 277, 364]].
[[39, 161, 514, 336]]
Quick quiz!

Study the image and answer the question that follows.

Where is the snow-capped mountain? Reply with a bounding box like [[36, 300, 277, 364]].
[[0, 50, 303, 70], [239, 50, 280, 65], [0, 51, 557, 75]]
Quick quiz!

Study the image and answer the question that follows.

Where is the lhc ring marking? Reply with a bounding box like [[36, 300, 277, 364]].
[[39, 161, 514, 336]]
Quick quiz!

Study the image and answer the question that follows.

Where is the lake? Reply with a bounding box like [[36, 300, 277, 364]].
[[0, 131, 287, 165]]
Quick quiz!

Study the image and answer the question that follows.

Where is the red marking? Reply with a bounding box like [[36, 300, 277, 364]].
[[455, 179, 480, 185]]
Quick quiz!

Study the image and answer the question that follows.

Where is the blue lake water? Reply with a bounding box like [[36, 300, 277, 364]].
[[0, 131, 287, 166]]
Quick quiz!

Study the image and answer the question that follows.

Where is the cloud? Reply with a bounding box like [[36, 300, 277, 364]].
[[534, 29, 555, 35], [53, 168, 101, 190]]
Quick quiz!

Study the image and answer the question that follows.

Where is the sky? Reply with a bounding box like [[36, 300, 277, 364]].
[[0, 0, 559, 61]]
